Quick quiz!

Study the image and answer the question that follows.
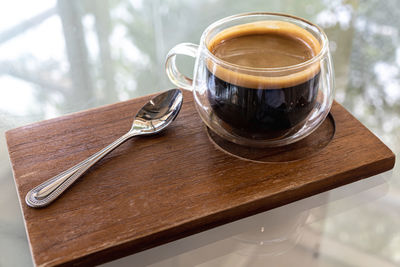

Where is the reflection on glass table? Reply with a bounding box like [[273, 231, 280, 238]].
[[104, 172, 390, 267], [0, 0, 399, 266]]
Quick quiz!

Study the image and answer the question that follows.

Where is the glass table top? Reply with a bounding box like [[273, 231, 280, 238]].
[[0, 0, 399, 266]]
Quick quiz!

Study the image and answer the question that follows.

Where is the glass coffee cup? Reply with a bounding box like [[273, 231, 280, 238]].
[[166, 12, 334, 147]]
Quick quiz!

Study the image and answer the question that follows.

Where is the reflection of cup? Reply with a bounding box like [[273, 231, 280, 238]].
[[166, 13, 334, 147], [232, 211, 309, 256]]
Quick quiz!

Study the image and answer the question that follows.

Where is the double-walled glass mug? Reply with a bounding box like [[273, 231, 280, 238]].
[[166, 12, 334, 147]]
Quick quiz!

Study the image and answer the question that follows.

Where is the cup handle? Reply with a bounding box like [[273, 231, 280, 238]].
[[165, 43, 199, 90]]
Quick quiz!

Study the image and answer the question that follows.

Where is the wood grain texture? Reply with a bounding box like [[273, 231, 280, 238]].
[[5, 90, 395, 266]]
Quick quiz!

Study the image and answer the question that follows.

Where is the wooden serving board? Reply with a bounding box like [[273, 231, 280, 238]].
[[6, 90, 395, 266]]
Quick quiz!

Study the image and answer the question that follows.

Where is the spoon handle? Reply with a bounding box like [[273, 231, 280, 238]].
[[25, 132, 134, 208]]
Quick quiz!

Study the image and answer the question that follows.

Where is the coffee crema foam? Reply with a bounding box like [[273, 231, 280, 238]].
[[206, 21, 321, 89]]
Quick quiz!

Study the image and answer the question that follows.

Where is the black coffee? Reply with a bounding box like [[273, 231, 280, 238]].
[[206, 21, 321, 139]]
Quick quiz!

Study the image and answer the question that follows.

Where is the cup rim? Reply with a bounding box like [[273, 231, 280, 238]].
[[201, 12, 329, 73]]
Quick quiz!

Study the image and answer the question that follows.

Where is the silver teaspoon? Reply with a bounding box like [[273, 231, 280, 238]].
[[25, 89, 183, 208]]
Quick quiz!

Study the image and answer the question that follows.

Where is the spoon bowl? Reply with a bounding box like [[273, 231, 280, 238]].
[[26, 89, 183, 208], [132, 89, 182, 134]]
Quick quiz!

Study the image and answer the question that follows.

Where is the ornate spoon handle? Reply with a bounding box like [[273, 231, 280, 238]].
[[25, 132, 134, 208]]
